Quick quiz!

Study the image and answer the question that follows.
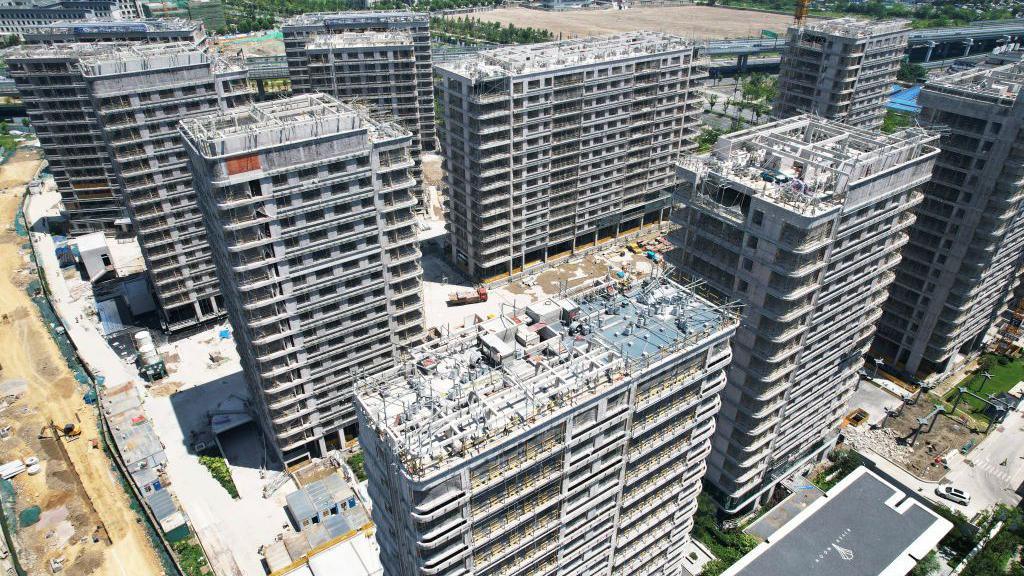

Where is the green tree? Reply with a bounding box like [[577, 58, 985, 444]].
[[898, 61, 927, 83], [705, 92, 719, 112]]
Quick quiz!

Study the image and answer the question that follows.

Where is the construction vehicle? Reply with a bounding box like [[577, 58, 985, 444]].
[[448, 286, 488, 306], [41, 422, 81, 441]]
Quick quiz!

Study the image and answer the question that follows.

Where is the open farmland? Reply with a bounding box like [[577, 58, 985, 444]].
[[463, 5, 807, 40]]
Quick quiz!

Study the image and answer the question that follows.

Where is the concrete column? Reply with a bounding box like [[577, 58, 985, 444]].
[[963, 38, 974, 57], [924, 41, 936, 63], [256, 79, 266, 98]]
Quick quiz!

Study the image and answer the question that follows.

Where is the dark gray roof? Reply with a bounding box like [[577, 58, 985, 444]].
[[724, 467, 952, 576]]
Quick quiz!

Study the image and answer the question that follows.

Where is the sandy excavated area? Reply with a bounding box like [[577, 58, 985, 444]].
[[466, 5, 804, 40], [0, 149, 164, 576]]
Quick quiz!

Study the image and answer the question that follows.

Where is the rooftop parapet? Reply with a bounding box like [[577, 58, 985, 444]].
[[306, 30, 413, 50], [180, 92, 409, 158], [800, 17, 910, 38], [677, 115, 938, 217], [356, 274, 737, 480], [23, 17, 202, 35], [924, 61, 1024, 106], [283, 11, 429, 28], [436, 32, 702, 81], [7, 41, 243, 76]]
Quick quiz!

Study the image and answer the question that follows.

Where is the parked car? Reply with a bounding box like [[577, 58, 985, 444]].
[[935, 486, 971, 506]]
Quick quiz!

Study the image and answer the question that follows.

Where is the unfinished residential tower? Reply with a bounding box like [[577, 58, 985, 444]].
[[670, 116, 938, 513], [357, 274, 736, 576], [774, 18, 909, 129], [282, 12, 435, 152], [10, 18, 208, 236], [436, 32, 707, 284], [874, 62, 1024, 377], [8, 42, 250, 331], [181, 93, 425, 463]]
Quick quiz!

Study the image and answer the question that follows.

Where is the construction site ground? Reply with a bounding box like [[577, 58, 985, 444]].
[[0, 148, 165, 575], [469, 5, 805, 39], [24, 188, 296, 576]]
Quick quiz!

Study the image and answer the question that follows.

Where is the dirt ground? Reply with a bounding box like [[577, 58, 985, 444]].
[[0, 150, 164, 575], [884, 399, 983, 481], [469, 6, 803, 39]]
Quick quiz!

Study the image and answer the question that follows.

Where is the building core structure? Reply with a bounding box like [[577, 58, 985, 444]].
[[874, 62, 1024, 377], [282, 12, 435, 153], [9, 41, 250, 331], [774, 18, 909, 129], [181, 93, 425, 464], [357, 274, 736, 576], [670, 116, 938, 514], [436, 32, 707, 284]]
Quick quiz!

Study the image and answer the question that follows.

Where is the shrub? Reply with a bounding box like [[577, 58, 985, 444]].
[[198, 455, 239, 499], [347, 452, 367, 482]]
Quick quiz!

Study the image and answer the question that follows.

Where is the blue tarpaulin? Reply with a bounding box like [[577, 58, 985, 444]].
[[888, 84, 922, 114]]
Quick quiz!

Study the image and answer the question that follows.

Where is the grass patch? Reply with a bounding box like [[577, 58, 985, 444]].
[[811, 449, 862, 492], [172, 536, 210, 576], [198, 455, 239, 499], [347, 452, 367, 482], [944, 354, 1024, 413]]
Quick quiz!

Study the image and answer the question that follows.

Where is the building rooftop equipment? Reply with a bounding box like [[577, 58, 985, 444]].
[[800, 17, 910, 38], [357, 273, 737, 480], [677, 115, 939, 217], [923, 60, 1024, 105], [306, 30, 413, 49], [436, 31, 700, 81], [722, 467, 952, 576], [179, 92, 409, 158]]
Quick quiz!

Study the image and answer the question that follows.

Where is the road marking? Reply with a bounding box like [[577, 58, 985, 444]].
[[975, 459, 1013, 483]]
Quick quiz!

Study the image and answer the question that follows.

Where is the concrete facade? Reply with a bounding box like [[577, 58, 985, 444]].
[[282, 12, 435, 153], [874, 62, 1024, 377], [356, 275, 736, 576], [181, 93, 425, 464], [12, 18, 207, 237], [436, 33, 707, 284], [297, 31, 426, 208], [774, 18, 909, 129], [9, 41, 248, 331], [670, 116, 938, 514]]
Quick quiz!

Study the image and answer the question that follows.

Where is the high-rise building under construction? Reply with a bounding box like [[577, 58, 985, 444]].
[[357, 274, 736, 576], [435, 32, 707, 284], [670, 116, 938, 513], [181, 93, 424, 464]]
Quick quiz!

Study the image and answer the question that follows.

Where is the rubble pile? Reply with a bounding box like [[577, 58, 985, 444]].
[[844, 425, 912, 464]]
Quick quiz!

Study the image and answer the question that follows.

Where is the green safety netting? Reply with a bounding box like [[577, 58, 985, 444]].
[[16, 506, 39, 528]]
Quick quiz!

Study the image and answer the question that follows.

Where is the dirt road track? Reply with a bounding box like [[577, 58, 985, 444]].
[[0, 150, 165, 576]]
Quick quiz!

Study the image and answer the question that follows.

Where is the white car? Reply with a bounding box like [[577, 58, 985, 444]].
[[935, 486, 971, 506]]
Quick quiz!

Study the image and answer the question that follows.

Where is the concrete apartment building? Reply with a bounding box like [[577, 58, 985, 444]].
[[11, 18, 207, 237], [296, 31, 426, 207], [874, 63, 1024, 377], [181, 93, 425, 464], [8, 40, 248, 331], [773, 18, 909, 129], [436, 33, 707, 284], [356, 274, 737, 576], [670, 116, 939, 513], [282, 12, 435, 153]]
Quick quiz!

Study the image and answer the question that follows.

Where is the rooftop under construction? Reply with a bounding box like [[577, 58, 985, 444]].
[[800, 17, 910, 38], [357, 273, 736, 479], [677, 116, 939, 217], [179, 92, 409, 157], [306, 30, 412, 48], [925, 60, 1024, 101], [437, 31, 700, 80]]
